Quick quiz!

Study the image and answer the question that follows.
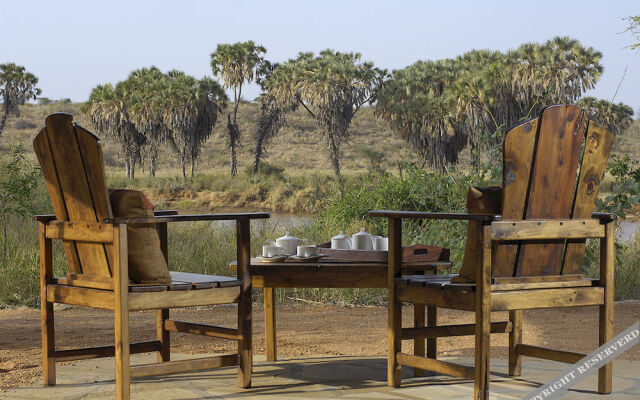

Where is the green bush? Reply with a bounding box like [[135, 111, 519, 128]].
[[310, 163, 488, 270]]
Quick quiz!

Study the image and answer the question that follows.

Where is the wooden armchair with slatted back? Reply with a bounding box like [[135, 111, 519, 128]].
[[370, 104, 616, 399], [33, 113, 269, 399]]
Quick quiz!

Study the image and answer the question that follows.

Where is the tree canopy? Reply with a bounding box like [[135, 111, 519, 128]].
[[0, 63, 41, 136], [84, 67, 226, 179], [577, 97, 634, 136], [376, 37, 603, 169], [264, 49, 387, 177], [211, 41, 268, 176]]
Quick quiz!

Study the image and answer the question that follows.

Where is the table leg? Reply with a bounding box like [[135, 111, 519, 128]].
[[413, 303, 425, 377], [427, 305, 437, 360], [264, 287, 277, 361]]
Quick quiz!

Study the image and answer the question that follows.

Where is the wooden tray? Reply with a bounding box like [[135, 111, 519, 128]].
[[317, 243, 450, 263]]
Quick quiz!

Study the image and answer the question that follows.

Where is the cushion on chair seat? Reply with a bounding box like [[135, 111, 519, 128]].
[[451, 186, 502, 284], [109, 189, 172, 284]]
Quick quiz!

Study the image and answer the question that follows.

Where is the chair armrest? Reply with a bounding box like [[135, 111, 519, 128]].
[[368, 210, 501, 222], [591, 212, 616, 223], [34, 211, 179, 223], [104, 212, 270, 224], [154, 210, 178, 217], [34, 214, 57, 223]]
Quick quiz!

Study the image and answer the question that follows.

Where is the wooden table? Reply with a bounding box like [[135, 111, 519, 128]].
[[230, 257, 450, 372]]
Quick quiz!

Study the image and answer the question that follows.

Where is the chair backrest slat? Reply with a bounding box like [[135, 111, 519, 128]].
[[561, 121, 614, 274], [493, 118, 538, 277], [494, 104, 613, 278], [33, 113, 113, 277]]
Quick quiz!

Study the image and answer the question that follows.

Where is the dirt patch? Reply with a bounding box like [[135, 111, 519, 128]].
[[1, 302, 639, 390]]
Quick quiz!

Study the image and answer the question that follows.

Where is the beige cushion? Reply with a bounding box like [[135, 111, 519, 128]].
[[451, 186, 502, 284], [109, 189, 171, 284]]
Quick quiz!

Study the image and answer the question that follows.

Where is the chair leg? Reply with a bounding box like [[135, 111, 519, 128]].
[[115, 302, 130, 400], [156, 309, 170, 363], [598, 221, 614, 394], [39, 223, 55, 386], [389, 294, 402, 387], [413, 303, 425, 377], [509, 310, 522, 376], [236, 219, 252, 389], [474, 222, 491, 400], [41, 299, 56, 386], [474, 302, 491, 400], [426, 305, 437, 361]]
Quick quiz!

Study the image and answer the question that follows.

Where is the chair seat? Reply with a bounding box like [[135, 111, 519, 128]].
[[129, 271, 241, 292]]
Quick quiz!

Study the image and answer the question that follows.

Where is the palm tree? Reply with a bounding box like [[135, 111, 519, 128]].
[[124, 67, 168, 176], [83, 83, 146, 178], [210, 41, 268, 176], [0, 63, 41, 136], [157, 71, 226, 179], [265, 50, 387, 177]]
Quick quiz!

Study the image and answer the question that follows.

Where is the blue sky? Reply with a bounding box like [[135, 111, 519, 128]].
[[1, 0, 638, 112]]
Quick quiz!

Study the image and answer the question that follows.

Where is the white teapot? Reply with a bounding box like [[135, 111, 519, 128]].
[[331, 231, 352, 249], [352, 228, 374, 250], [275, 232, 306, 255]]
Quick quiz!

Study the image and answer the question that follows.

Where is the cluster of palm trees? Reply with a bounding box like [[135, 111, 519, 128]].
[[2, 35, 635, 180], [83, 67, 226, 179], [375, 36, 628, 169]]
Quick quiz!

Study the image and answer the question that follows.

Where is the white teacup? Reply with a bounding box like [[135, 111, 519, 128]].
[[297, 245, 317, 258], [262, 245, 285, 258], [372, 236, 389, 251]]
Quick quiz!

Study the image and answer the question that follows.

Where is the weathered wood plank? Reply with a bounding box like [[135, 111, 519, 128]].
[[46, 222, 114, 243], [402, 321, 512, 339], [128, 286, 240, 311], [396, 352, 474, 379], [517, 105, 586, 276], [33, 127, 82, 274], [599, 221, 615, 393], [39, 224, 56, 385], [53, 341, 161, 362], [42, 113, 111, 277], [563, 121, 614, 274], [113, 224, 130, 400], [130, 354, 238, 378], [388, 218, 402, 387], [494, 118, 538, 277], [490, 287, 604, 310], [509, 310, 522, 376], [516, 344, 584, 364], [492, 219, 604, 240], [46, 285, 114, 310], [164, 320, 239, 340]]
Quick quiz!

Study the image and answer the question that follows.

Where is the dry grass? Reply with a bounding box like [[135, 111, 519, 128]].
[[0, 102, 418, 177]]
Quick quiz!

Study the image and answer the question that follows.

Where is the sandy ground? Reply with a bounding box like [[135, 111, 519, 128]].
[[1, 301, 639, 391]]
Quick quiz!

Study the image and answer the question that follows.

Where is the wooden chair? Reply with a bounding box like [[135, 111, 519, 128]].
[[370, 105, 616, 399], [33, 113, 269, 399]]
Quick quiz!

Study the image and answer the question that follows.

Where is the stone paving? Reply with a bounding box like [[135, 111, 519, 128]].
[[2, 354, 639, 399]]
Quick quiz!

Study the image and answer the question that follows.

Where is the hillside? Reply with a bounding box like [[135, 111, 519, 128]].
[[0, 102, 418, 177], [2, 102, 638, 180]]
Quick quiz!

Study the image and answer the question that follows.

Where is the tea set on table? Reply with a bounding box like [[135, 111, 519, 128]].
[[258, 228, 389, 262]]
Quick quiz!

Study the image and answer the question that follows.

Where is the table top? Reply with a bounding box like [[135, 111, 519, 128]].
[[230, 258, 452, 270]]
